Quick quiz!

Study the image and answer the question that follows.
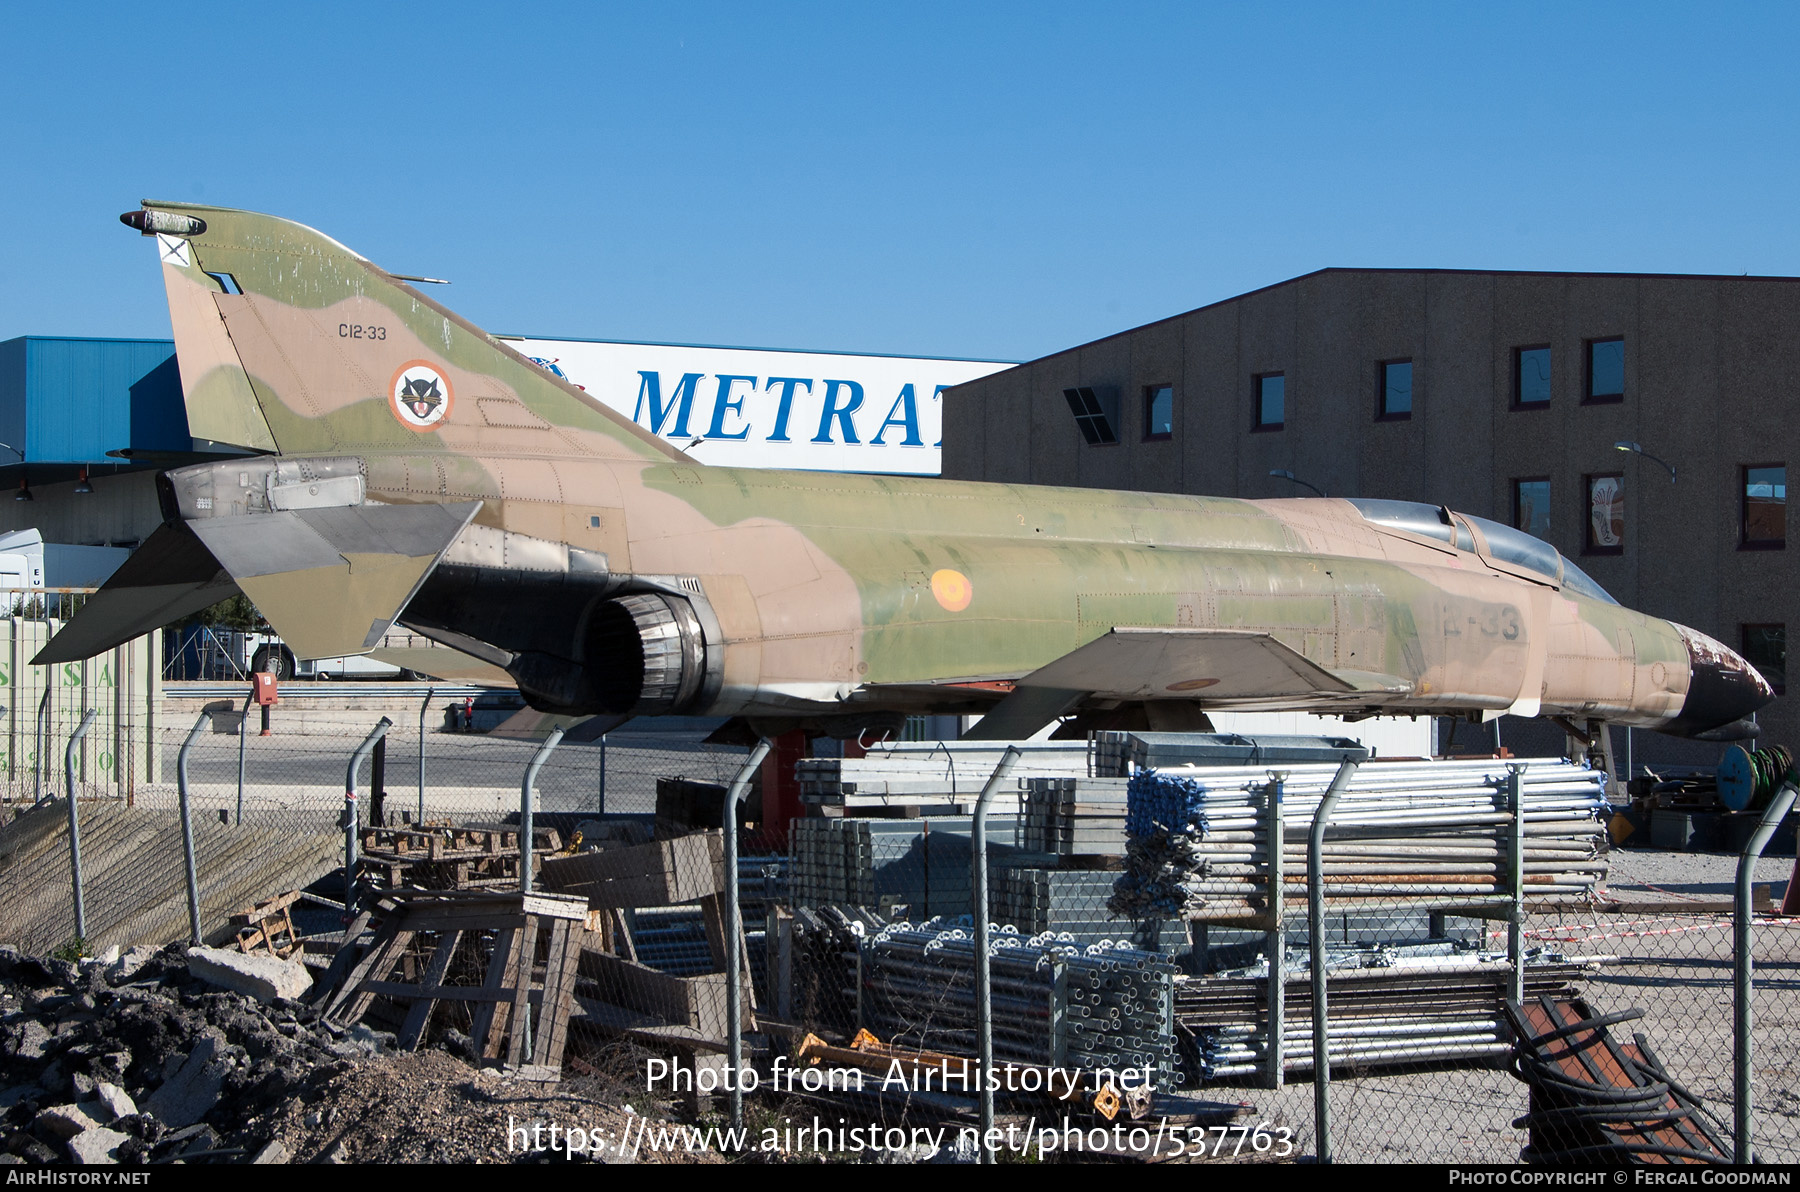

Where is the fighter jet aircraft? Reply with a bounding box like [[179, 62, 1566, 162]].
[[36, 203, 1773, 746]]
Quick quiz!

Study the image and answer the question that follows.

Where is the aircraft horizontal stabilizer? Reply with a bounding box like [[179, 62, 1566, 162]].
[[36, 500, 481, 666], [32, 522, 240, 665]]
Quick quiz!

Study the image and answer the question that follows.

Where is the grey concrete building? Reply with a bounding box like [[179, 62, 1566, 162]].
[[941, 268, 1797, 762]]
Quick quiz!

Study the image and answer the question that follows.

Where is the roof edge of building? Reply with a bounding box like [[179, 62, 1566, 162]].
[[962, 265, 1800, 384]]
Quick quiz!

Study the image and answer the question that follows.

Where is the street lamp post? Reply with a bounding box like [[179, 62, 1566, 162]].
[[1614, 441, 1676, 483], [1269, 469, 1329, 498]]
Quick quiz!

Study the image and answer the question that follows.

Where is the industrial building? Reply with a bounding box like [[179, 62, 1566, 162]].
[[941, 268, 1798, 759]]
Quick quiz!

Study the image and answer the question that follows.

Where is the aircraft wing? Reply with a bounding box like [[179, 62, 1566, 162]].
[[963, 627, 1412, 740]]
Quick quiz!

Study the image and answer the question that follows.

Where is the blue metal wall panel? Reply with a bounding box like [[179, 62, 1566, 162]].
[[4, 338, 186, 464], [0, 339, 25, 454]]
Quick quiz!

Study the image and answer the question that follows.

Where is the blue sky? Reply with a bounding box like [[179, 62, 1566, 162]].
[[4, 3, 1798, 361]]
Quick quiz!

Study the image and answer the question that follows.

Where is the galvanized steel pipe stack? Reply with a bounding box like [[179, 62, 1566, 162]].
[[858, 920, 1180, 1088], [1180, 942, 1597, 1079], [1110, 758, 1611, 921], [798, 741, 1093, 814]]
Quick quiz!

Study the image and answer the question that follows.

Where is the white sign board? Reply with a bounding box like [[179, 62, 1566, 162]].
[[498, 336, 1009, 475]]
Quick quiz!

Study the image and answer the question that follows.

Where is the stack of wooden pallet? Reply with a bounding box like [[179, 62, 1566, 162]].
[[312, 889, 589, 1079], [539, 831, 754, 1053], [359, 821, 563, 891]]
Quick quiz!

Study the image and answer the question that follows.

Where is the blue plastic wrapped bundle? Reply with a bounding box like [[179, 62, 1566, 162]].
[[1125, 769, 1213, 838], [1111, 771, 1215, 920]]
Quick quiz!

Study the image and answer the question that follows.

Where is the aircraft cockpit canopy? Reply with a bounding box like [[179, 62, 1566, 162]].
[[1345, 499, 1618, 605]]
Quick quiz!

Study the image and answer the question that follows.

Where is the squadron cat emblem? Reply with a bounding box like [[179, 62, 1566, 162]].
[[389, 362, 453, 429]]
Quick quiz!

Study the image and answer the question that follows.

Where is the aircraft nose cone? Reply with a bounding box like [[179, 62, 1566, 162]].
[[1662, 624, 1776, 739]]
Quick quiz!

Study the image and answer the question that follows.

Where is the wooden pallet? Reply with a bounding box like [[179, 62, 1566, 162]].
[[232, 890, 301, 958], [360, 822, 563, 892], [1504, 995, 1729, 1164], [316, 890, 589, 1075], [360, 822, 562, 861]]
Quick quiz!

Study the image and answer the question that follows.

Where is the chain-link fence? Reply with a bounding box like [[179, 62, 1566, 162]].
[[4, 703, 1795, 1164], [743, 737, 1796, 1163], [0, 692, 753, 955]]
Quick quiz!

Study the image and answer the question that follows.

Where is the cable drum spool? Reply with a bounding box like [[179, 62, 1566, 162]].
[[1716, 744, 1793, 812]]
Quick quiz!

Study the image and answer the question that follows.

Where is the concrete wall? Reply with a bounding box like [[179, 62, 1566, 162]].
[[943, 268, 1800, 760]]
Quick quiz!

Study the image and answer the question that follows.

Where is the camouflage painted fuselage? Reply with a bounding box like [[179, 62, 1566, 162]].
[[41, 203, 1772, 741]]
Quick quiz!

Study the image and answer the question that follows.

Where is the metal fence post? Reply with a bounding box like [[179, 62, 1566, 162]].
[[1734, 772, 1798, 1163], [521, 727, 565, 894], [1507, 763, 1527, 1005], [371, 737, 388, 828], [176, 708, 213, 944], [1265, 770, 1288, 1090], [62, 708, 97, 943], [1308, 758, 1360, 1163], [343, 718, 393, 918], [971, 744, 1022, 1163], [418, 687, 433, 825], [723, 738, 773, 1134], [235, 691, 252, 825], [34, 687, 49, 805]]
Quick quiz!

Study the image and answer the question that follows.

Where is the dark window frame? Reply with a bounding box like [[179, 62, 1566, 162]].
[[1741, 462, 1787, 550], [1582, 471, 1625, 556], [1062, 386, 1120, 447], [1142, 383, 1174, 441], [1741, 622, 1787, 696], [1511, 476, 1552, 539], [1584, 336, 1625, 404], [1376, 358, 1413, 421], [1512, 344, 1552, 409], [1252, 371, 1285, 432]]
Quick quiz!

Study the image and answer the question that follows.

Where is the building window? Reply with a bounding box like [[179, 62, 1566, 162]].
[[1143, 384, 1173, 440], [1514, 345, 1551, 407], [1062, 386, 1119, 445], [1742, 623, 1786, 695], [1586, 337, 1624, 403], [1378, 359, 1412, 420], [1253, 373, 1285, 430], [1742, 464, 1786, 549], [1513, 478, 1551, 540], [1584, 473, 1624, 554]]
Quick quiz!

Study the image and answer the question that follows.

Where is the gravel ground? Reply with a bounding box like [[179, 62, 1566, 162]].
[[266, 1050, 716, 1164]]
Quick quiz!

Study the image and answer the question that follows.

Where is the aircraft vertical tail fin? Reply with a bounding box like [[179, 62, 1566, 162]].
[[126, 202, 688, 463]]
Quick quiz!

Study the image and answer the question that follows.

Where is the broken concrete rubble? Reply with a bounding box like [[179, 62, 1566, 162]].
[[0, 941, 435, 1164], [38, 1104, 101, 1139], [142, 1030, 230, 1129], [186, 946, 313, 1004], [94, 1081, 136, 1122], [67, 1127, 130, 1165]]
